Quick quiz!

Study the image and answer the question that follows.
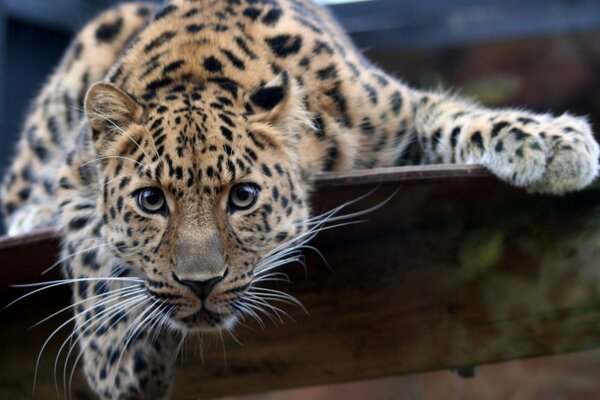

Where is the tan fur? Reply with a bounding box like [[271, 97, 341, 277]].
[[0, 1, 598, 398]]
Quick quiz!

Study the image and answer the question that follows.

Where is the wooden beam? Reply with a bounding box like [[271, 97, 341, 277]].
[[1, 165, 599, 399]]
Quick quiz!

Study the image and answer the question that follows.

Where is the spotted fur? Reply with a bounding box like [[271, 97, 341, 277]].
[[1, 0, 598, 398]]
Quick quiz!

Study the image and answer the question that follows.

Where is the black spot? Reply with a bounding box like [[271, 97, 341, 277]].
[[243, 7, 261, 20], [203, 56, 223, 72], [47, 117, 61, 144], [221, 49, 245, 70], [95, 17, 123, 43], [72, 41, 83, 60], [17, 187, 31, 201], [450, 127, 461, 148], [133, 350, 147, 373], [137, 6, 151, 17], [495, 140, 504, 153], [154, 4, 178, 20], [363, 84, 378, 105], [78, 280, 88, 298], [313, 114, 325, 139], [206, 166, 215, 178], [21, 165, 34, 181], [324, 142, 338, 171], [529, 142, 543, 151], [275, 231, 288, 242], [69, 217, 89, 231], [146, 77, 174, 92], [261, 164, 272, 177], [266, 35, 303, 58], [234, 36, 257, 59], [491, 121, 510, 138], [390, 91, 403, 115], [511, 128, 529, 141], [183, 8, 199, 18], [324, 82, 351, 128], [186, 24, 205, 33], [317, 64, 338, 80], [262, 8, 283, 25], [471, 131, 484, 150], [83, 250, 100, 271], [219, 114, 235, 128], [517, 117, 538, 125], [250, 86, 285, 110], [221, 126, 233, 141], [207, 77, 239, 97], [163, 60, 185, 74], [313, 40, 334, 56], [226, 160, 236, 180], [432, 129, 442, 150], [360, 117, 375, 136], [516, 146, 525, 158]]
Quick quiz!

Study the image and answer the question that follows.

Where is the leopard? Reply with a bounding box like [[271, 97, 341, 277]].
[[1, 0, 598, 398]]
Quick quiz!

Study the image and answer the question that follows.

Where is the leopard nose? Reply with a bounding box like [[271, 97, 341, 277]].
[[173, 269, 228, 300]]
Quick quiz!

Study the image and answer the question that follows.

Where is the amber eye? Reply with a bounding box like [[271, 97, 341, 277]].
[[229, 183, 260, 211], [136, 188, 167, 214]]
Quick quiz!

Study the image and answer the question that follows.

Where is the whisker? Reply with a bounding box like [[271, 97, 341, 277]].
[[31, 285, 144, 329], [41, 243, 109, 275], [58, 294, 147, 395], [243, 297, 284, 323], [65, 296, 150, 399], [172, 334, 186, 365], [87, 110, 154, 167], [111, 299, 166, 383], [80, 156, 149, 171], [247, 287, 308, 314], [244, 295, 295, 323], [142, 124, 161, 160], [32, 292, 145, 397], [5, 277, 143, 311], [231, 301, 266, 329]]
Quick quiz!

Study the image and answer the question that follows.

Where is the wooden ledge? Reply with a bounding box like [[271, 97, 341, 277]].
[[1, 165, 600, 399]]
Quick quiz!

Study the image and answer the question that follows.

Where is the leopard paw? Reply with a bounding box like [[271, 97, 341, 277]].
[[528, 115, 599, 194], [484, 114, 599, 194]]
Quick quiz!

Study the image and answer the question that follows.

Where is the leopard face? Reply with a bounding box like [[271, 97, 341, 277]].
[[86, 71, 312, 332]]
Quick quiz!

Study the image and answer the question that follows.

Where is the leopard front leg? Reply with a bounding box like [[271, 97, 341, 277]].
[[413, 93, 599, 194], [70, 274, 176, 400], [80, 322, 175, 400]]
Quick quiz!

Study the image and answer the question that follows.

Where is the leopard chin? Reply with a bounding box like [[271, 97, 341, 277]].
[[171, 308, 238, 333]]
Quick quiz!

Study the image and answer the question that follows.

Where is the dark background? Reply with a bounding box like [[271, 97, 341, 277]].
[[0, 0, 599, 173]]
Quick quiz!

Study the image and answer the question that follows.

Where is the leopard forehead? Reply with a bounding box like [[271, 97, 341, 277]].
[[102, 87, 293, 196]]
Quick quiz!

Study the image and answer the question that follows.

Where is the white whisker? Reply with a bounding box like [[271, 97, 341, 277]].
[[31, 285, 144, 329], [5, 277, 143, 311], [41, 243, 109, 275]]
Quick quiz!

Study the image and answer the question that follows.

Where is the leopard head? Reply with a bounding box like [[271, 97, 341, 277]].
[[84, 71, 318, 332]]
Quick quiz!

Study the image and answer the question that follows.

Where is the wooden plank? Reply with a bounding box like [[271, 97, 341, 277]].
[[0, 165, 599, 399]]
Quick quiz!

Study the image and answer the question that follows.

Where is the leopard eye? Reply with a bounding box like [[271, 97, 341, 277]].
[[136, 188, 167, 214], [229, 183, 260, 211]]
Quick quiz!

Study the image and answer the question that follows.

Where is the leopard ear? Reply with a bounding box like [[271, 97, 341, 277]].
[[248, 70, 305, 127], [85, 82, 144, 152]]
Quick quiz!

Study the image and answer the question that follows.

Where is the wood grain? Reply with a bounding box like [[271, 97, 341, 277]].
[[1, 165, 599, 399]]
